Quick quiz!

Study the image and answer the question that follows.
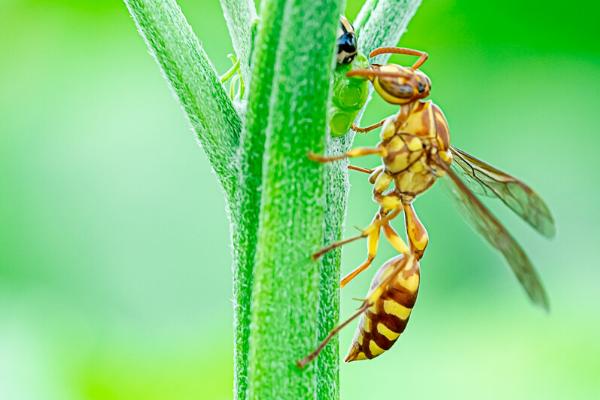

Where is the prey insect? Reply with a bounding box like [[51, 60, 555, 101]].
[[330, 16, 370, 137], [298, 47, 555, 367]]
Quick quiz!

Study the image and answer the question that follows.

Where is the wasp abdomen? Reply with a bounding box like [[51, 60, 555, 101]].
[[345, 255, 420, 362]]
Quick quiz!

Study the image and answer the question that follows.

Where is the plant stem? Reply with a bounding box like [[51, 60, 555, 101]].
[[245, 0, 342, 398], [124, 0, 241, 198], [356, 0, 422, 57], [231, 0, 288, 397], [219, 0, 257, 85]]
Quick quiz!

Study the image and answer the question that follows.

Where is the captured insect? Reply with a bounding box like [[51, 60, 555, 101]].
[[297, 47, 555, 367], [329, 16, 369, 137]]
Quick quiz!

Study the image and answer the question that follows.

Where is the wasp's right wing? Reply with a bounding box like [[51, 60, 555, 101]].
[[439, 160, 549, 310], [450, 146, 555, 238]]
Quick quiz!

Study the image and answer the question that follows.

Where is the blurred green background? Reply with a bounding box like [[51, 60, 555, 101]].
[[1, 0, 599, 399]]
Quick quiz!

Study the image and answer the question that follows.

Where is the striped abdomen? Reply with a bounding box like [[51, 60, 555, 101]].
[[345, 255, 420, 362]]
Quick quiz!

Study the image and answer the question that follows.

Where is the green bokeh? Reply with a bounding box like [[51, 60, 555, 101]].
[[1, 1, 599, 399]]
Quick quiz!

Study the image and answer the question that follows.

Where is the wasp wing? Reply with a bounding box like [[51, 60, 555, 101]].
[[450, 146, 555, 238], [440, 161, 549, 310]]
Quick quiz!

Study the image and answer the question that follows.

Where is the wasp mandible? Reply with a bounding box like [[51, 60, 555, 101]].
[[298, 46, 555, 367]]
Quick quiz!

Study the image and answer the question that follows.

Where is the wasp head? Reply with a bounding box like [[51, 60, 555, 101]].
[[346, 63, 431, 105], [369, 64, 431, 105]]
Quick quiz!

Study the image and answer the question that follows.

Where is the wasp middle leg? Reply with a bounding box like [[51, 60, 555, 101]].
[[308, 146, 386, 163]]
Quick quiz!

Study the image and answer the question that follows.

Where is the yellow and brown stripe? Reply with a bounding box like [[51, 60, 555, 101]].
[[345, 255, 420, 362]]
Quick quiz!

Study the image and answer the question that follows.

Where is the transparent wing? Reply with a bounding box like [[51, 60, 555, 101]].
[[450, 146, 555, 238], [440, 161, 550, 310]]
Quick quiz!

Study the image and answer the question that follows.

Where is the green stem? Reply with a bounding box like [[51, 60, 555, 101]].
[[245, 0, 342, 398], [232, 0, 287, 398], [356, 0, 422, 55], [124, 0, 241, 198]]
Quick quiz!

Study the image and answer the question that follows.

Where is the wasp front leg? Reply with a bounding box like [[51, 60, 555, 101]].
[[403, 202, 429, 259], [351, 119, 386, 133]]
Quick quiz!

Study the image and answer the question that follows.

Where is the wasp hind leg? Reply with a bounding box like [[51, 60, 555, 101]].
[[296, 301, 371, 369], [403, 202, 429, 259], [312, 232, 367, 260], [382, 220, 410, 255]]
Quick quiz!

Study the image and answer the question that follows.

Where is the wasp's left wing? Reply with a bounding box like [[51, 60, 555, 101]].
[[439, 159, 549, 310], [450, 146, 555, 238]]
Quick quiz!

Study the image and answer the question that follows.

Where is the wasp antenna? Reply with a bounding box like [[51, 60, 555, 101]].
[[369, 47, 428, 70], [346, 69, 408, 79], [345, 68, 375, 79]]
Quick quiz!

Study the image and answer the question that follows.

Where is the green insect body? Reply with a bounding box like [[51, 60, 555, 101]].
[[329, 53, 369, 137], [330, 16, 369, 138]]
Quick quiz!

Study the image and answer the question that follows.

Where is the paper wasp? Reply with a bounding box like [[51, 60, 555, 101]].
[[298, 46, 555, 367]]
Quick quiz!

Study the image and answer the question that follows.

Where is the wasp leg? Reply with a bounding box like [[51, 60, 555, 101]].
[[340, 239, 379, 288], [348, 164, 374, 174], [368, 166, 385, 183], [403, 202, 429, 260], [309, 146, 385, 163], [352, 119, 386, 133], [310, 169, 383, 263], [297, 301, 371, 369], [312, 232, 367, 260], [339, 207, 401, 288], [312, 209, 380, 261], [348, 164, 385, 183], [382, 221, 410, 255], [371, 170, 407, 214], [338, 212, 381, 287]]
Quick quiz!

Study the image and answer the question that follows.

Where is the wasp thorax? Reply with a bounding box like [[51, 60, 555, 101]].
[[372, 64, 431, 105]]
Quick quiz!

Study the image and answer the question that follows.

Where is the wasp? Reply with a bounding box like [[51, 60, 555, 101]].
[[298, 47, 555, 367]]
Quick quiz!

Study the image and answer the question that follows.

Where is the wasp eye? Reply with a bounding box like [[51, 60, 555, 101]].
[[417, 82, 426, 93]]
